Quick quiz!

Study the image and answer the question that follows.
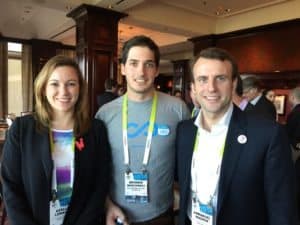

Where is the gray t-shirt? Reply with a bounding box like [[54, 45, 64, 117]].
[[95, 91, 190, 222]]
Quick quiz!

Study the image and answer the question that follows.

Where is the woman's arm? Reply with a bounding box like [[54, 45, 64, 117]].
[[1, 118, 39, 225]]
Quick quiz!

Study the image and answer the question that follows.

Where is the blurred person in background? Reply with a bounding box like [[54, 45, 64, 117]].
[[263, 88, 276, 104], [242, 75, 276, 121], [97, 78, 118, 108], [286, 87, 300, 152]]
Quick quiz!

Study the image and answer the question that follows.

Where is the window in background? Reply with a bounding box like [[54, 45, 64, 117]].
[[8, 42, 22, 116]]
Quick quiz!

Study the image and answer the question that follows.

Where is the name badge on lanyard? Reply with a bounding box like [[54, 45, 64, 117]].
[[125, 171, 149, 203], [50, 200, 68, 225], [191, 130, 226, 225], [192, 196, 214, 225], [49, 161, 73, 225], [122, 92, 157, 203]]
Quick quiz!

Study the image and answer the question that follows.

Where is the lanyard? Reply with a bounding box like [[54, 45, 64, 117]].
[[191, 130, 225, 204], [191, 107, 198, 117], [193, 129, 225, 155], [49, 129, 75, 153], [49, 129, 75, 201], [122, 92, 158, 169]]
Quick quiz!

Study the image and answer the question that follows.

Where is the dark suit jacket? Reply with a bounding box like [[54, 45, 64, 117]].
[[243, 101, 255, 112], [252, 95, 277, 121], [176, 106, 296, 225], [1, 115, 111, 225], [286, 104, 300, 150], [97, 91, 118, 108]]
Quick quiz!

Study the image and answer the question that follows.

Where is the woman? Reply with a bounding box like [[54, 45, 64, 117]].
[[1, 55, 111, 225], [263, 88, 276, 103]]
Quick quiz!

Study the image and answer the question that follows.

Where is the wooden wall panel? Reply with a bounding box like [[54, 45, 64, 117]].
[[31, 39, 60, 79], [190, 19, 300, 90], [217, 25, 300, 73]]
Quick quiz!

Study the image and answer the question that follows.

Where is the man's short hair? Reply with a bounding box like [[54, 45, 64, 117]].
[[242, 76, 262, 91], [235, 75, 243, 97], [191, 47, 238, 82], [291, 87, 300, 101], [121, 35, 160, 67], [104, 78, 117, 90]]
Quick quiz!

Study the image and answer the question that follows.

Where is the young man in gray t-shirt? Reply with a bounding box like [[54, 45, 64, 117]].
[[95, 35, 190, 225]]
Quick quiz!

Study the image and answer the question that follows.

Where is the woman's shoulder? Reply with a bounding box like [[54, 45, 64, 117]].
[[12, 114, 36, 128]]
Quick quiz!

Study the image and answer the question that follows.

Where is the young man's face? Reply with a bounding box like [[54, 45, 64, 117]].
[[121, 46, 159, 98], [191, 57, 234, 120]]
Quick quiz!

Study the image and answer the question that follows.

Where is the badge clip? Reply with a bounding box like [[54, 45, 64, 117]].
[[125, 166, 131, 174], [142, 165, 147, 174], [51, 189, 57, 203]]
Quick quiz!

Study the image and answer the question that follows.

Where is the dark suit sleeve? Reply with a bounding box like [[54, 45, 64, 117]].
[[1, 118, 39, 225], [74, 119, 111, 225], [286, 109, 300, 150], [174, 122, 181, 182], [175, 120, 196, 225], [264, 124, 297, 225]]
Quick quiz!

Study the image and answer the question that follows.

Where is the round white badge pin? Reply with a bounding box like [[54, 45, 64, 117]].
[[237, 135, 247, 144]]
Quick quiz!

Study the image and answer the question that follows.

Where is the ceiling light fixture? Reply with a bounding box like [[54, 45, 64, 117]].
[[65, 5, 73, 11], [215, 6, 231, 16]]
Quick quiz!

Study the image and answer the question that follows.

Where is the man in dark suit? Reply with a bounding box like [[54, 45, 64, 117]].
[[242, 75, 277, 121], [97, 78, 118, 108], [232, 75, 254, 112], [287, 87, 300, 224], [176, 47, 296, 225], [286, 87, 300, 151]]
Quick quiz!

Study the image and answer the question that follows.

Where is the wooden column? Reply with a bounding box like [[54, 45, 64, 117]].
[[31, 39, 61, 79], [172, 59, 190, 102], [67, 4, 127, 116]]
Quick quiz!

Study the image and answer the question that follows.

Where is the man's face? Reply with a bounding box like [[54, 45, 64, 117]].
[[242, 87, 258, 101], [191, 57, 234, 120], [288, 92, 295, 107], [121, 46, 159, 97]]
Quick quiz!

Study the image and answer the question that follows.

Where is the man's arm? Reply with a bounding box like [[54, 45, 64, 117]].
[[1, 119, 38, 225], [264, 124, 297, 225], [106, 197, 129, 225]]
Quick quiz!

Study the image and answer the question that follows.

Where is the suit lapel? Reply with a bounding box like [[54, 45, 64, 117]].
[[71, 136, 83, 197], [64, 135, 85, 224], [38, 129, 52, 181], [184, 121, 198, 185], [217, 107, 247, 215]]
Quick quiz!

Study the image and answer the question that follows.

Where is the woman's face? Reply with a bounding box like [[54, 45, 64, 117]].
[[266, 90, 275, 103], [45, 66, 80, 115]]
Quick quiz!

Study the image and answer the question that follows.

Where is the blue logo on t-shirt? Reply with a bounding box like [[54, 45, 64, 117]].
[[128, 122, 170, 138]]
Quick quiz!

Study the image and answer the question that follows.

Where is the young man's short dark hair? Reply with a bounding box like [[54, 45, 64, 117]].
[[121, 35, 160, 67]]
